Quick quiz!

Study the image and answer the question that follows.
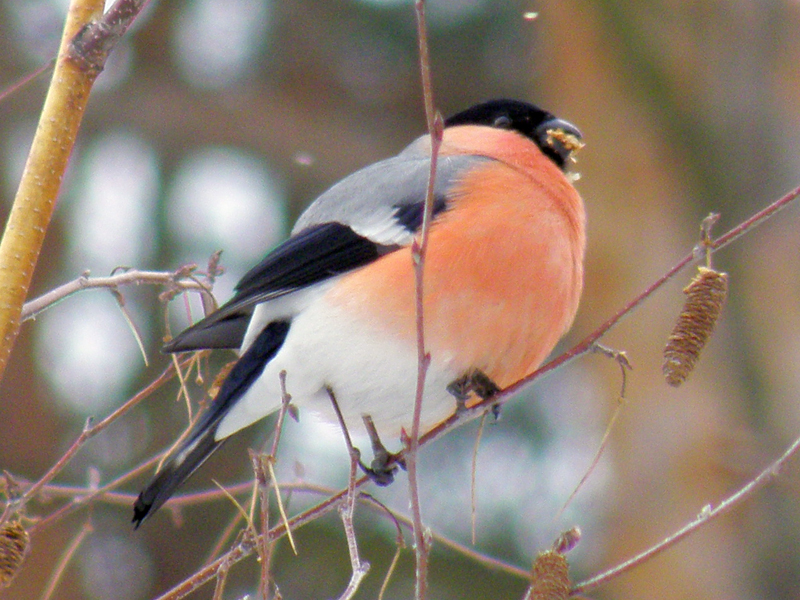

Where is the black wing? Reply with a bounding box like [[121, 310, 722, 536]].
[[163, 222, 385, 353]]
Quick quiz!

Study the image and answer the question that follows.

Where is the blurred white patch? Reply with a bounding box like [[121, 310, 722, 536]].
[[171, 0, 273, 88], [293, 151, 316, 167], [93, 37, 134, 92], [167, 146, 287, 302], [65, 130, 160, 273], [5, 0, 66, 62], [36, 294, 146, 416], [85, 419, 139, 469], [276, 411, 356, 488], [5, 0, 152, 64], [80, 533, 154, 600]]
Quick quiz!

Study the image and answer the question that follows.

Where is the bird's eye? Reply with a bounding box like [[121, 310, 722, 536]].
[[493, 115, 512, 128]]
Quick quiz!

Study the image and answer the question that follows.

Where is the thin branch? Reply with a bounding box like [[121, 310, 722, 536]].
[[204, 508, 247, 568], [0, 58, 56, 103], [151, 487, 357, 600], [710, 184, 800, 253], [142, 474, 538, 600], [67, 0, 151, 73], [408, 2, 443, 598], [39, 519, 92, 600], [253, 370, 297, 599], [211, 562, 230, 600], [571, 426, 800, 595], [267, 459, 295, 555], [20, 267, 212, 322], [250, 453, 273, 600], [337, 446, 370, 600], [3, 359, 183, 523], [471, 412, 489, 545], [377, 544, 404, 600], [28, 457, 158, 534], [109, 285, 149, 366]]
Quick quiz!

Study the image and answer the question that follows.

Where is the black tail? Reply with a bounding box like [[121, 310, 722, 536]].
[[133, 320, 291, 527], [133, 427, 224, 527]]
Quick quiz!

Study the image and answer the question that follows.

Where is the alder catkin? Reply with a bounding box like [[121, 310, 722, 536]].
[[0, 520, 29, 587], [663, 266, 729, 387], [528, 551, 570, 600]]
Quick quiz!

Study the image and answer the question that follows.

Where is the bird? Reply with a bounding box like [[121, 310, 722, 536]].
[[133, 99, 586, 527]]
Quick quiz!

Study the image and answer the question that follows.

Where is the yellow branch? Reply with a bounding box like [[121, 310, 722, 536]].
[[0, 0, 104, 383]]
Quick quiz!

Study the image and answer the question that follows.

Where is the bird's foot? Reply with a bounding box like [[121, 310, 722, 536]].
[[447, 369, 501, 413], [360, 415, 406, 486]]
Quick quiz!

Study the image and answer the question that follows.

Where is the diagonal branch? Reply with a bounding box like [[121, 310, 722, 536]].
[[571, 425, 800, 595]]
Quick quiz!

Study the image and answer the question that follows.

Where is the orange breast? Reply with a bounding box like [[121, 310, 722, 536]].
[[326, 129, 585, 389]]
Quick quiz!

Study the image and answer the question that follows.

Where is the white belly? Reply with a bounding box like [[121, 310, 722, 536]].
[[215, 290, 462, 445]]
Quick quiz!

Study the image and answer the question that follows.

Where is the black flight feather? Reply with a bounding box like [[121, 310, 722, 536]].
[[163, 222, 383, 353], [134, 320, 291, 526]]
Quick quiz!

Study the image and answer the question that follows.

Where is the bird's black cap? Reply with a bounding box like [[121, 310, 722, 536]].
[[444, 99, 583, 170]]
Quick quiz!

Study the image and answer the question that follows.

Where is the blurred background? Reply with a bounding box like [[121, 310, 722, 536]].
[[2, 0, 800, 598]]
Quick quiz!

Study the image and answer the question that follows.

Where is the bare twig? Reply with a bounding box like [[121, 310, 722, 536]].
[[0, 58, 56, 103], [571, 427, 800, 595], [337, 445, 370, 600], [557, 398, 624, 521], [2, 359, 184, 524], [204, 495, 252, 565], [67, 0, 151, 73], [254, 369, 298, 600], [210, 562, 230, 600], [109, 285, 149, 366], [471, 412, 489, 545], [407, 2, 444, 598], [251, 453, 273, 600], [262, 370, 298, 595], [21, 267, 213, 322], [378, 544, 405, 600], [138, 474, 537, 600], [39, 520, 92, 600], [28, 457, 158, 534], [151, 486, 358, 600]]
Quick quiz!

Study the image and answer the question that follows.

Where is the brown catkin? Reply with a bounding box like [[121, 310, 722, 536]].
[[663, 267, 729, 387], [0, 520, 29, 587], [528, 551, 570, 600]]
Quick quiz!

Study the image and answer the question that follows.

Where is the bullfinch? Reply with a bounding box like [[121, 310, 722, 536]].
[[133, 99, 586, 526]]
